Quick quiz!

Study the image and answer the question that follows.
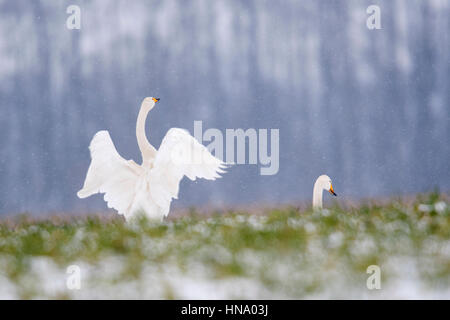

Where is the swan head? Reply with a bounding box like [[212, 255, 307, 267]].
[[316, 174, 337, 196], [141, 97, 160, 110]]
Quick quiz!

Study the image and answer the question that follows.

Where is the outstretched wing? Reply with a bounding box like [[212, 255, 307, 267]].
[[149, 128, 227, 211], [77, 130, 142, 215]]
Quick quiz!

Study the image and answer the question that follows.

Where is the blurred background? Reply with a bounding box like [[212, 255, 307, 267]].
[[0, 0, 448, 215]]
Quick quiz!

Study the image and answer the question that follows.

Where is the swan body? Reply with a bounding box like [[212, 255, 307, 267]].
[[77, 97, 227, 221], [312, 175, 337, 209]]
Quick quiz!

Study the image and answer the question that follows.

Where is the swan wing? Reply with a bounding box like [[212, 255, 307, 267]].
[[149, 128, 227, 211], [77, 130, 142, 216]]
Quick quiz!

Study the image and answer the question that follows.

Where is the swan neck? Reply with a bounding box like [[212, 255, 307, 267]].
[[136, 105, 153, 164], [312, 180, 323, 210]]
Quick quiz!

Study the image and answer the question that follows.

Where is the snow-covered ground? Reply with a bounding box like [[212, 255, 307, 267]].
[[1, 198, 449, 299]]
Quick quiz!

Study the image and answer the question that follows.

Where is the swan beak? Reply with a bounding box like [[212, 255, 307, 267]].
[[329, 184, 337, 197], [152, 97, 160, 103]]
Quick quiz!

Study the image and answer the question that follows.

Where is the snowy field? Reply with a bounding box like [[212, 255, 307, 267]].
[[0, 193, 449, 299]]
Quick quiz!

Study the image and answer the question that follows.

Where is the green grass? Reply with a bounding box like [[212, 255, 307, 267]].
[[0, 193, 449, 299]]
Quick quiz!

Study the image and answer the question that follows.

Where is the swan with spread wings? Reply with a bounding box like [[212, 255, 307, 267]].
[[77, 97, 227, 221]]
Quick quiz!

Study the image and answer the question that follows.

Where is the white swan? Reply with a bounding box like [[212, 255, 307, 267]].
[[312, 175, 337, 209], [77, 97, 227, 221]]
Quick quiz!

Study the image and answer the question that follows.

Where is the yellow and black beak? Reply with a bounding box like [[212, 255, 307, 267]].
[[329, 184, 337, 197], [152, 97, 160, 103]]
